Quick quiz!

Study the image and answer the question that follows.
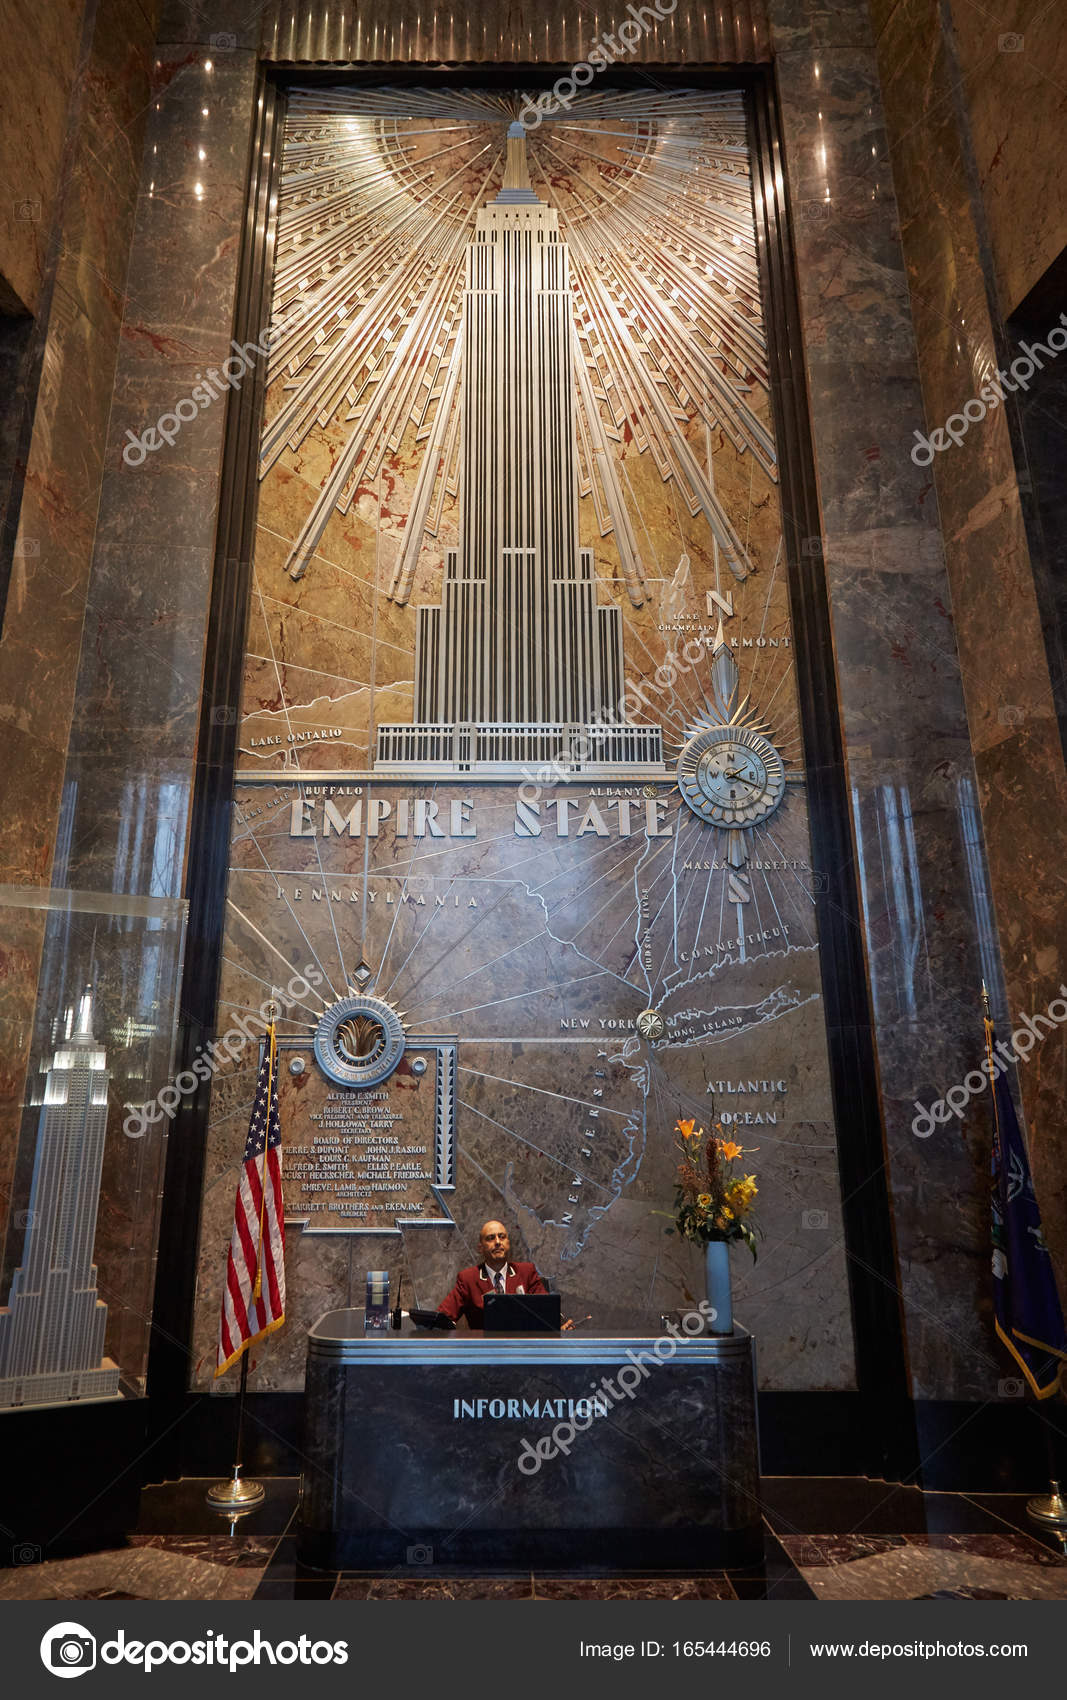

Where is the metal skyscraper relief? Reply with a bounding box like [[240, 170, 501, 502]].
[[375, 125, 662, 777]]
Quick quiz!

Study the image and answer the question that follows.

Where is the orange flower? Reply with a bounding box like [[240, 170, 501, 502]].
[[676, 1118, 698, 1142], [718, 1138, 743, 1160]]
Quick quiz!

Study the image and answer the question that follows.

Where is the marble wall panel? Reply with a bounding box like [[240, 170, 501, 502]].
[[0, 904, 47, 1249], [769, 8, 1006, 1397], [157, 0, 264, 50], [94, 51, 259, 557], [63, 541, 215, 777], [54, 42, 257, 883], [870, 0, 1067, 1312], [0, 0, 86, 315], [770, 0, 886, 52], [946, 0, 1067, 318], [0, 0, 159, 1287], [1015, 352, 1067, 751], [0, 2, 159, 882]]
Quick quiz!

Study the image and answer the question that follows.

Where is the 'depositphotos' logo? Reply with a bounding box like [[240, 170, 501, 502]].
[[40, 1624, 96, 1679], [40, 1624, 349, 1677]]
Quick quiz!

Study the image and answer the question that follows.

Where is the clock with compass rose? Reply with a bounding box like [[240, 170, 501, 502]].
[[672, 627, 798, 871], [679, 725, 786, 830]]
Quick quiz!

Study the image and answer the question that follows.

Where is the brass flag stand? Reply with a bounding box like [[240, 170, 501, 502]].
[[206, 1350, 265, 1512], [1027, 1478, 1067, 1530], [1027, 1408, 1067, 1533]]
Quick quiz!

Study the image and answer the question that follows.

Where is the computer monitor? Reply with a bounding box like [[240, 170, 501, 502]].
[[482, 1292, 562, 1334]]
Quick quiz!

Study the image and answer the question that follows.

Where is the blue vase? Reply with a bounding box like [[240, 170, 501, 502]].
[[704, 1239, 733, 1334]]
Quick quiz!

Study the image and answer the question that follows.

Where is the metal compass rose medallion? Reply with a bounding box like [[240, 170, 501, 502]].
[[313, 991, 408, 1089]]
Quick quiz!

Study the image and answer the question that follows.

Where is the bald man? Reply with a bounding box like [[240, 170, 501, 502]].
[[436, 1221, 547, 1329]]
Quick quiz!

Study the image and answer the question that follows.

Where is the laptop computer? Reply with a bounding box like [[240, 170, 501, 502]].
[[482, 1292, 562, 1334]]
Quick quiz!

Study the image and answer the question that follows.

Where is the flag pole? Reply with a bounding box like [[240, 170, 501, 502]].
[[206, 1346, 265, 1510], [207, 999, 279, 1513]]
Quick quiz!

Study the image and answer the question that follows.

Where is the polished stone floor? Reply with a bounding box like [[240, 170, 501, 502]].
[[1, 1478, 1065, 1601]]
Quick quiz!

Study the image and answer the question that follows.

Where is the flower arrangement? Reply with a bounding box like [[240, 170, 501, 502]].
[[666, 1118, 760, 1258]]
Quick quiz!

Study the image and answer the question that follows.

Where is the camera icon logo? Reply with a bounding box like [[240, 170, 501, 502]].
[[998, 1377, 1025, 1398], [406, 1543, 433, 1564], [210, 704, 238, 725], [998, 32, 1023, 51], [210, 31, 238, 50], [40, 1623, 97, 1679], [802, 1209, 829, 1230]]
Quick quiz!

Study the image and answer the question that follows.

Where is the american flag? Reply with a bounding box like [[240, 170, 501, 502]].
[[215, 1023, 286, 1376]]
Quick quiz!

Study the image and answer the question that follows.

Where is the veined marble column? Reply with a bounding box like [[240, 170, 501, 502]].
[[767, 0, 1010, 1399]]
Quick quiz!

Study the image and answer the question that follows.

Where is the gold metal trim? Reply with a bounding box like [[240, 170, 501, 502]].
[[259, 3, 772, 65]]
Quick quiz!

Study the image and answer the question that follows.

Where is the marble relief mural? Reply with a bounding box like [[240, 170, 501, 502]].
[[193, 87, 856, 1392]]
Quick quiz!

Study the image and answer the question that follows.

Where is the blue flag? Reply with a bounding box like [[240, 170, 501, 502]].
[[988, 1017, 1067, 1398]]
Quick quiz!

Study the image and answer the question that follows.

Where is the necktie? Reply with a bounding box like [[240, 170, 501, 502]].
[[495, 1270, 505, 1294]]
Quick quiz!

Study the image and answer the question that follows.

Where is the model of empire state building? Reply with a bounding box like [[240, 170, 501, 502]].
[[375, 125, 664, 776], [0, 988, 120, 1408]]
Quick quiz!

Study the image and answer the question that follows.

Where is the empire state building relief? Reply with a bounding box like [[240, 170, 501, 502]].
[[375, 125, 663, 776]]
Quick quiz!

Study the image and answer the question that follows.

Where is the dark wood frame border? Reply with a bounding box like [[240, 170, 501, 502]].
[[147, 64, 915, 1481]]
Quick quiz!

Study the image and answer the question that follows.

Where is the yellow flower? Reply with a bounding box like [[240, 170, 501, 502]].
[[718, 1138, 743, 1160], [726, 1175, 758, 1214], [696, 1193, 712, 1208], [676, 1117, 698, 1142]]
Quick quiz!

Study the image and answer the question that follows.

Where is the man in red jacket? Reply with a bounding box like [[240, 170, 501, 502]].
[[436, 1220, 546, 1329]]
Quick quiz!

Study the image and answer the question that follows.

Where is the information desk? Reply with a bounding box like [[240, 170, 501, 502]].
[[298, 1312, 762, 1569]]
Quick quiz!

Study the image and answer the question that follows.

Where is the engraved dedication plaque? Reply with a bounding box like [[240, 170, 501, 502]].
[[278, 1035, 456, 1235]]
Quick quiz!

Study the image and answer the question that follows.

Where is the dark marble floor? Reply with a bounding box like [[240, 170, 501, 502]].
[[1, 1477, 1064, 1601]]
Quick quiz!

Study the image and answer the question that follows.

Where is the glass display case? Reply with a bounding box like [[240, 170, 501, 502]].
[[0, 885, 187, 1408]]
